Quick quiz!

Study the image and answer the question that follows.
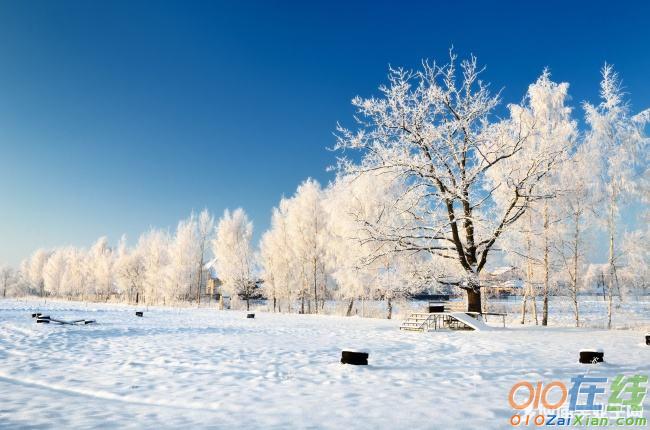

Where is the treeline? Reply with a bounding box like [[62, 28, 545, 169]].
[[2, 54, 648, 325]]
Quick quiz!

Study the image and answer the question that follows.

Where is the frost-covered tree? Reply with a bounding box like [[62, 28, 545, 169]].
[[24, 249, 50, 297], [553, 139, 601, 327], [88, 237, 114, 300], [195, 209, 215, 304], [138, 229, 171, 305], [60, 247, 90, 299], [43, 248, 69, 297], [620, 211, 649, 299], [497, 70, 576, 325], [168, 215, 200, 301], [285, 179, 330, 314], [583, 64, 649, 328], [213, 208, 257, 310], [114, 236, 146, 303], [335, 52, 563, 312], [325, 172, 430, 318], [1, 265, 16, 298], [260, 199, 297, 312]]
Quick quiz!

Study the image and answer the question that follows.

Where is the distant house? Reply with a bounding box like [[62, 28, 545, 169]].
[[482, 266, 524, 297], [202, 258, 222, 300]]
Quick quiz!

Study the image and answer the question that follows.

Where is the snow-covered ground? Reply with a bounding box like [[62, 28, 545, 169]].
[[1, 298, 649, 429]]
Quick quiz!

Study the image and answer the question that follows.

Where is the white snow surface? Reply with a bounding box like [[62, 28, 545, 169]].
[[1, 299, 649, 429]]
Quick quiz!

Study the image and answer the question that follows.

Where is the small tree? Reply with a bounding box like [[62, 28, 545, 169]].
[[195, 209, 215, 304], [260, 200, 297, 312], [1, 265, 16, 298], [583, 64, 649, 328], [213, 208, 257, 310]]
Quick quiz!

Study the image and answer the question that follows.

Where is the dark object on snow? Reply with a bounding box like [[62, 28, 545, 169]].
[[35, 315, 95, 325], [31, 312, 42, 318], [579, 349, 604, 364], [247, 313, 255, 319], [646, 333, 649, 345], [135, 311, 143, 317], [428, 305, 445, 313], [341, 350, 368, 365]]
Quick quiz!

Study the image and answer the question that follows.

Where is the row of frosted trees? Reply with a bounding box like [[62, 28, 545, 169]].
[[2, 53, 648, 323], [6, 210, 215, 305]]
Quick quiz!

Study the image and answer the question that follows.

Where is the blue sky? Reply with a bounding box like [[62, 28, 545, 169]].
[[1, 0, 649, 265]]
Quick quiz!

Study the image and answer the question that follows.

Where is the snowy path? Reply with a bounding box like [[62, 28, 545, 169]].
[[1, 299, 649, 429]]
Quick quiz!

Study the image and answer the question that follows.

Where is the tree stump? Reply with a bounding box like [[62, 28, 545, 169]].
[[247, 313, 255, 319], [579, 349, 604, 364], [341, 350, 368, 365], [135, 311, 143, 317]]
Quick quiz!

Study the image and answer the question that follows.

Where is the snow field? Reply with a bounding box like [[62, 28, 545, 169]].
[[0, 298, 649, 429]]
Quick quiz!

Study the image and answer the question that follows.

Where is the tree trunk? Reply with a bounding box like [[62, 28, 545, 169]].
[[196, 266, 202, 305], [522, 213, 534, 324], [467, 288, 481, 313], [607, 200, 615, 329], [387, 297, 392, 319], [542, 204, 549, 326], [246, 296, 250, 311], [572, 211, 580, 328], [313, 260, 318, 314], [346, 298, 354, 316], [301, 295, 305, 314]]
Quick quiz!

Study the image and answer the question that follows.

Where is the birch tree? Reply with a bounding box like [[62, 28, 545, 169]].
[[554, 138, 600, 327], [499, 70, 576, 325], [195, 209, 215, 304], [114, 236, 146, 304], [43, 248, 69, 297], [260, 199, 297, 312], [213, 208, 257, 310], [168, 215, 200, 301], [1, 265, 16, 298], [583, 64, 649, 328], [25, 249, 50, 297], [285, 179, 330, 314]]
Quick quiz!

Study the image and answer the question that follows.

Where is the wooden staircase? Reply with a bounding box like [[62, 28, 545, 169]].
[[399, 313, 436, 332]]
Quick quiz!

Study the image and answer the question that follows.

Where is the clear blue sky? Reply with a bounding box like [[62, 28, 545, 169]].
[[1, 0, 649, 265]]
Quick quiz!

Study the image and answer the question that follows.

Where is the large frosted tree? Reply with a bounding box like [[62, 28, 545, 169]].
[[335, 52, 563, 312]]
